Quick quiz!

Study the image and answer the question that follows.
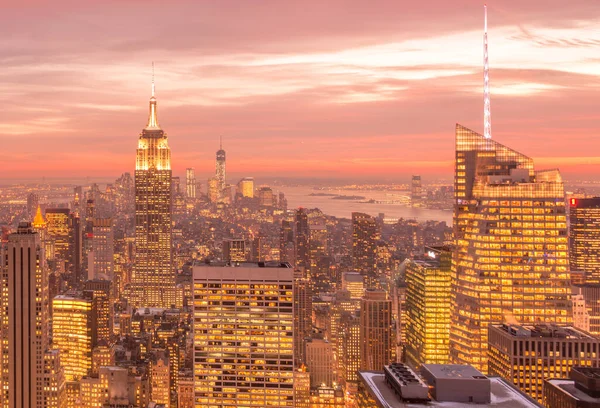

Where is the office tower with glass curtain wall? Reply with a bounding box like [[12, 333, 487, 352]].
[[449, 124, 571, 373], [569, 197, 600, 284]]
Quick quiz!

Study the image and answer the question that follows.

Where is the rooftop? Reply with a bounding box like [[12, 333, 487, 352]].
[[546, 379, 600, 404], [493, 323, 597, 340], [192, 262, 294, 281], [359, 371, 542, 408], [423, 364, 486, 380]]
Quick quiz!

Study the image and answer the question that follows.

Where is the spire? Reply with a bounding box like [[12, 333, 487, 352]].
[[33, 204, 46, 228], [220, 135, 223, 150], [146, 62, 160, 129], [483, 5, 492, 139]]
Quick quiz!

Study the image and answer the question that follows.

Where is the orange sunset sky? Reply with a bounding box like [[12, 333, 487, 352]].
[[1, 0, 600, 180]]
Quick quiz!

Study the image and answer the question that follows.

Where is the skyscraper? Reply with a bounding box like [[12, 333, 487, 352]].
[[296, 208, 310, 273], [449, 124, 571, 373], [569, 198, 600, 284], [87, 217, 114, 281], [216, 137, 226, 198], [352, 212, 380, 287], [411, 175, 423, 207], [404, 247, 452, 367], [186, 167, 196, 199], [1, 223, 50, 408], [52, 295, 92, 381], [132, 78, 175, 308], [192, 262, 295, 406], [360, 289, 392, 371]]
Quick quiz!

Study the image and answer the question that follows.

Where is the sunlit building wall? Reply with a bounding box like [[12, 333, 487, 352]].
[[132, 87, 175, 308], [52, 295, 92, 382], [192, 264, 295, 407], [404, 247, 452, 367], [450, 124, 571, 374]]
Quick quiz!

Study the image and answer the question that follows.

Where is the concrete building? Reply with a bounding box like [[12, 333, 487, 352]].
[[361, 290, 392, 371], [342, 272, 364, 300], [87, 218, 113, 281], [1, 223, 50, 408], [488, 323, 600, 403], [544, 366, 600, 408], [237, 177, 254, 198], [305, 338, 335, 388], [192, 262, 295, 407], [222, 238, 247, 262]]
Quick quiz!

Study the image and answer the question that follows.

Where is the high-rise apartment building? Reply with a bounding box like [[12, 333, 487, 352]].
[[257, 186, 274, 207], [87, 218, 113, 281], [404, 246, 452, 367], [338, 311, 361, 392], [1, 223, 50, 408], [132, 82, 175, 308], [185, 167, 196, 199], [46, 208, 70, 261], [488, 323, 600, 403], [352, 212, 380, 287], [192, 262, 295, 407], [450, 124, 571, 373], [570, 198, 600, 284], [52, 295, 92, 381], [360, 290, 392, 371], [280, 219, 295, 264]]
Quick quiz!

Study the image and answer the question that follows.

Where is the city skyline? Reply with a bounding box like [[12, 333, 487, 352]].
[[2, 1, 600, 179]]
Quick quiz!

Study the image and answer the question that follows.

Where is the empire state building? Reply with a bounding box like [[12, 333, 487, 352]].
[[131, 83, 176, 308]]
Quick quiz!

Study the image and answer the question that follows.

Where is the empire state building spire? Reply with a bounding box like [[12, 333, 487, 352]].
[[483, 5, 492, 139], [146, 62, 160, 129]]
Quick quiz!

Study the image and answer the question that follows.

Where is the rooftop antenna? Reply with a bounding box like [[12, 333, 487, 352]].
[[152, 61, 155, 97], [220, 135, 223, 150], [483, 5, 492, 139]]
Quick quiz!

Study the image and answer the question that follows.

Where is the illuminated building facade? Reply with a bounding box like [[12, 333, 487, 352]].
[[352, 212, 380, 287], [237, 177, 255, 198], [338, 311, 361, 392], [132, 83, 175, 308], [342, 272, 364, 300], [150, 354, 170, 408], [1, 223, 49, 408], [186, 167, 196, 199], [488, 324, 600, 403], [404, 246, 452, 367], [207, 177, 219, 203], [43, 349, 67, 408], [309, 386, 345, 407], [360, 290, 392, 371], [569, 198, 600, 284], [450, 124, 571, 373], [192, 263, 295, 407], [52, 295, 92, 381], [45, 208, 70, 261], [309, 224, 329, 291], [83, 280, 113, 346]]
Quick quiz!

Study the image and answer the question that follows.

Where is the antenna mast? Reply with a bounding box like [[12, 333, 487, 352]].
[[483, 5, 491, 139]]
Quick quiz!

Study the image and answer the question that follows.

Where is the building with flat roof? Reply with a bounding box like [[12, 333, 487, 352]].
[[488, 323, 600, 403], [544, 366, 600, 408], [192, 262, 295, 407], [356, 363, 542, 407]]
